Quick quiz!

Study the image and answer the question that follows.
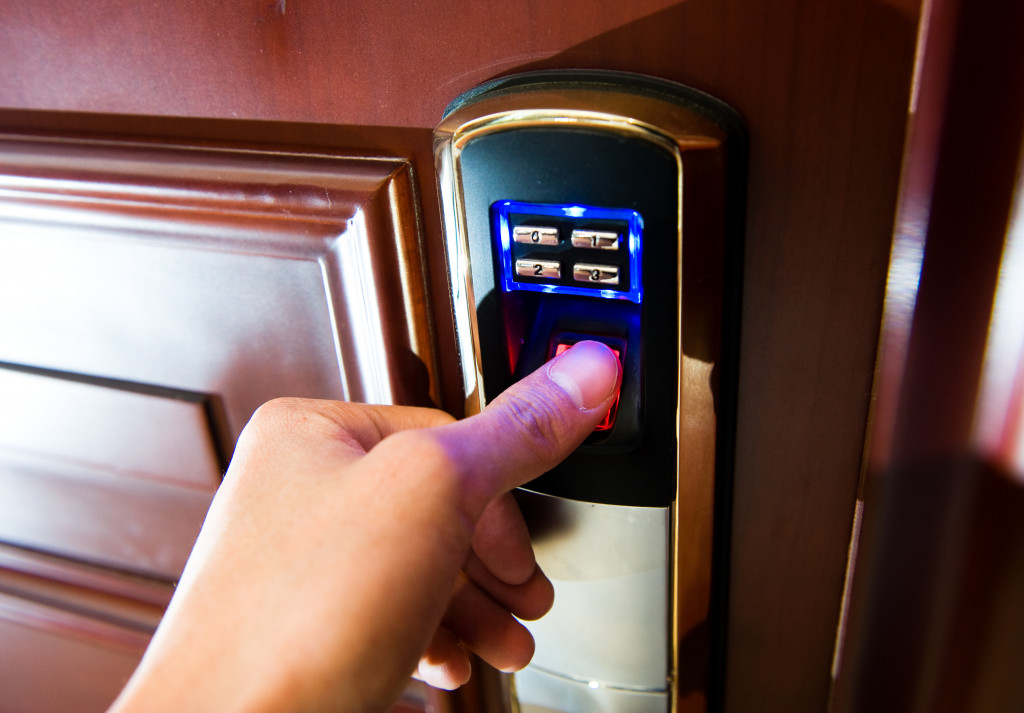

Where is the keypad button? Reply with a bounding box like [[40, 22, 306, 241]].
[[573, 263, 620, 285], [513, 225, 560, 246], [516, 258, 561, 279], [570, 229, 619, 250]]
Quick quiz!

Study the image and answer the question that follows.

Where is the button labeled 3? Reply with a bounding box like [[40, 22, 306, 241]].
[[573, 263, 620, 285]]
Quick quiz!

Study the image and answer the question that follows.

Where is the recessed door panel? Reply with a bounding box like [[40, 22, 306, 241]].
[[0, 135, 437, 579]]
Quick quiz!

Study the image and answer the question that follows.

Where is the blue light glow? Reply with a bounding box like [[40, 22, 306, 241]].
[[492, 200, 643, 304]]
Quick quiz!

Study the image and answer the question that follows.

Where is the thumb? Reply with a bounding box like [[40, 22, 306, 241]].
[[434, 340, 621, 517]]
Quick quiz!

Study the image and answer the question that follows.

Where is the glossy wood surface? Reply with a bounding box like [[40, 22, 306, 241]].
[[0, 543, 168, 713], [832, 0, 1024, 709], [0, 134, 435, 575], [0, 1, 923, 711], [0, 133, 436, 710]]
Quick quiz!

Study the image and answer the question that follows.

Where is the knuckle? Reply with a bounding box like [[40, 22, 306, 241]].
[[245, 397, 342, 442], [249, 397, 303, 424], [245, 397, 305, 437]]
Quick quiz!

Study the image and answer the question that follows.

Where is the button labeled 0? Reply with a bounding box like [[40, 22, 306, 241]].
[[513, 225, 559, 246]]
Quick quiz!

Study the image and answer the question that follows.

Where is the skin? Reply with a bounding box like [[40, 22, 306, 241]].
[[107, 340, 621, 713]]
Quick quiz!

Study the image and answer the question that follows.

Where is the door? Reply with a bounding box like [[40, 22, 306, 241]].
[[0, 2, 924, 712]]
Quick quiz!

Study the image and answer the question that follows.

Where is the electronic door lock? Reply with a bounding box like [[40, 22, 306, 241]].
[[435, 70, 745, 713]]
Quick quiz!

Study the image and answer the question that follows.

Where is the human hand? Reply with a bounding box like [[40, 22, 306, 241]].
[[107, 340, 621, 713]]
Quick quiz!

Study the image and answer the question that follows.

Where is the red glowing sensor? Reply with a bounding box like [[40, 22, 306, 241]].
[[554, 341, 622, 431]]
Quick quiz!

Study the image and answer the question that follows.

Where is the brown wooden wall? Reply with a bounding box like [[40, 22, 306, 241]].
[[0, 2, 923, 711]]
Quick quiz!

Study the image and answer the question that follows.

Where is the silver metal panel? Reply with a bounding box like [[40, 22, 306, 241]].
[[515, 489, 672, 692], [515, 665, 669, 713]]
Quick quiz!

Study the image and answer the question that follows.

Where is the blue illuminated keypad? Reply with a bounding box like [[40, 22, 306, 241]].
[[492, 200, 643, 303]]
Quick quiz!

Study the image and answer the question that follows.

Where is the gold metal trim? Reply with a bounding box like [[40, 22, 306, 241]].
[[450, 110, 683, 155]]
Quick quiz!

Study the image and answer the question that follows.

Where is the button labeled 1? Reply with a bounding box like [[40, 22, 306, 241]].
[[571, 229, 619, 250]]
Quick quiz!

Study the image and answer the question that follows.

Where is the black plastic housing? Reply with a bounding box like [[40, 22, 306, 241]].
[[457, 125, 678, 507], [445, 70, 746, 509]]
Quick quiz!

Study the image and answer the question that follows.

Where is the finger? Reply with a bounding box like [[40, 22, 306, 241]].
[[462, 553, 554, 622], [443, 574, 537, 673], [435, 340, 621, 517], [414, 627, 471, 691], [471, 493, 534, 585]]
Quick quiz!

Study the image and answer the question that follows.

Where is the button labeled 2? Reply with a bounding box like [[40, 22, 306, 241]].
[[516, 258, 561, 279]]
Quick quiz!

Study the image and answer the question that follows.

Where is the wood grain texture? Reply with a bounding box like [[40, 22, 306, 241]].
[[0, 1, 923, 710], [0, 0, 683, 127]]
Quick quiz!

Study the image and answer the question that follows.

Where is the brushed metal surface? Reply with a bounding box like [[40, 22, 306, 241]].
[[515, 666, 669, 713], [515, 490, 672, 692]]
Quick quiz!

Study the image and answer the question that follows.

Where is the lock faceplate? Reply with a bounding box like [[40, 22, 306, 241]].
[[435, 70, 745, 713]]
